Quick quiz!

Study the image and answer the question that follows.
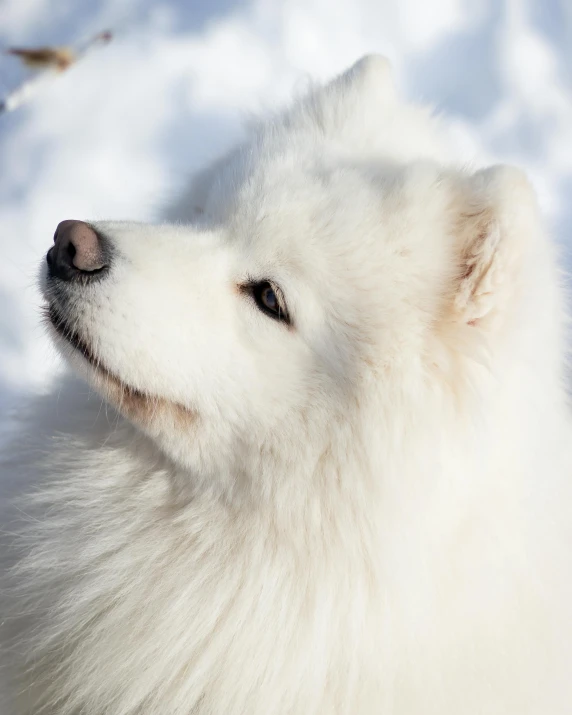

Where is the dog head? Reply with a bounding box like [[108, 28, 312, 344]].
[[42, 56, 550, 494]]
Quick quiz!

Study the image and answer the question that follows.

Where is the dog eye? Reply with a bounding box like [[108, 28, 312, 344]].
[[260, 284, 277, 311], [251, 281, 290, 324]]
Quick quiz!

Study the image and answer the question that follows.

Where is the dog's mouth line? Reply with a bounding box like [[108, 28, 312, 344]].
[[46, 303, 150, 402], [48, 303, 97, 365], [45, 303, 196, 422]]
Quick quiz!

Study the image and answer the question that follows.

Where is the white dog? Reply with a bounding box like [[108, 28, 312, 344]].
[[1, 56, 572, 714]]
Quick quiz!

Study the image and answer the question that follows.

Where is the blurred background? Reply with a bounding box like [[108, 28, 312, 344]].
[[0, 0, 571, 427]]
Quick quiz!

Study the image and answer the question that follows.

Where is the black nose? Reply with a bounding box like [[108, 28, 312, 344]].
[[47, 220, 107, 281]]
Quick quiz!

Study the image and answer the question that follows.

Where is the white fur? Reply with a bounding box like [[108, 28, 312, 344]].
[[1, 56, 572, 714]]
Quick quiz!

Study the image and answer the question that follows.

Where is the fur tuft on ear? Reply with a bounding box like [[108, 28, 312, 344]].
[[331, 54, 396, 104], [452, 166, 540, 327], [287, 54, 397, 140]]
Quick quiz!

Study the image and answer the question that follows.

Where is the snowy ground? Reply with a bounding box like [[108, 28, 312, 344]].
[[1, 0, 571, 421]]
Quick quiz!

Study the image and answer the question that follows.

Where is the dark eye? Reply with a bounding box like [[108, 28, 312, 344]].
[[260, 284, 277, 311], [250, 281, 290, 324]]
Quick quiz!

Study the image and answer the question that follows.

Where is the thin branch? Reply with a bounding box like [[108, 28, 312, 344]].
[[0, 30, 112, 117]]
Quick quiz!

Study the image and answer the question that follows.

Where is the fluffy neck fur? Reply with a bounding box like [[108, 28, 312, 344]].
[[2, 324, 572, 715]]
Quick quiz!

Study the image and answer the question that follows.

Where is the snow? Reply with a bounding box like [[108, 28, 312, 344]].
[[0, 0, 571, 417]]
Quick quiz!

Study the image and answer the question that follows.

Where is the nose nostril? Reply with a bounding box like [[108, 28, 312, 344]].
[[67, 241, 76, 261]]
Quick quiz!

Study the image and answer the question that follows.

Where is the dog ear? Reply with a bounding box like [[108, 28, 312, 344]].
[[325, 54, 396, 105], [289, 54, 397, 135], [452, 166, 540, 327]]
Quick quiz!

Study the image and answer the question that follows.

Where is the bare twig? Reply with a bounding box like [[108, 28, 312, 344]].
[[0, 30, 112, 116], [6, 46, 76, 71]]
